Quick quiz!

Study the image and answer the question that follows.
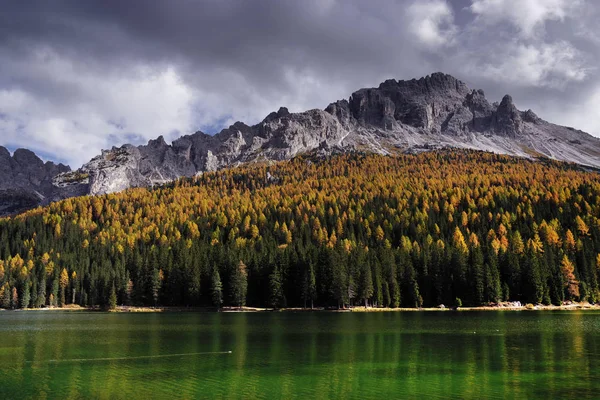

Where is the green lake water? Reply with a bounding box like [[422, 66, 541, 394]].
[[0, 310, 599, 399]]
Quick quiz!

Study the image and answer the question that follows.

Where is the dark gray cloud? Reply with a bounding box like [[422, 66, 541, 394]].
[[0, 0, 599, 166]]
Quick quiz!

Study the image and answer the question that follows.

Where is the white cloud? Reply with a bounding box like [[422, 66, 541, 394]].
[[458, 0, 591, 90], [530, 83, 600, 136], [467, 40, 589, 87], [469, 0, 581, 38], [407, 0, 457, 48], [0, 47, 195, 167]]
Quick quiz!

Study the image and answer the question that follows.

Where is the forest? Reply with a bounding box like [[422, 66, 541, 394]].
[[1, 149, 599, 310]]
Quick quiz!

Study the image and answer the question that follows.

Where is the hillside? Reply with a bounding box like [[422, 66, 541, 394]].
[[0, 149, 599, 309], [3, 72, 600, 216]]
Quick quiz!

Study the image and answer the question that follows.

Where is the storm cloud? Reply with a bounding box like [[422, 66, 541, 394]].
[[1, 0, 599, 166]]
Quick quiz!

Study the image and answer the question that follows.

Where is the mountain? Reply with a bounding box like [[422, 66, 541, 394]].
[[3, 72, 600, 214], [0, 147, 72, 215]]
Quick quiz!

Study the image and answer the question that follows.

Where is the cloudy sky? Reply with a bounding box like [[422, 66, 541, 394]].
[[1, 0, 599, 167]]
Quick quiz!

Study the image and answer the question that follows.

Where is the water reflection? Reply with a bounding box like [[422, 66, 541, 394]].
[[0, 311, 599, 399]]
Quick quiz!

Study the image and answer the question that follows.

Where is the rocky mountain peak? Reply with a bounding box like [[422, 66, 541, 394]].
[[522, 109, 542, 124], [264, 107, 291, 123], [0, 147, 73, 215], [3, 72, 600, 216], [0, 146, 10, 159], [147, 135, 168, 148], [493, 94, 522, 137], [13, 148, 44, 168]]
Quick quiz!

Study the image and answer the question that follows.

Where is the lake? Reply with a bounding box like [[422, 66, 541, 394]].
[[0, 311, 599, 399]]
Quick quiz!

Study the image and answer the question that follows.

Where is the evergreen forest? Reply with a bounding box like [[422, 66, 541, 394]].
[[1, 150, 599, 310]]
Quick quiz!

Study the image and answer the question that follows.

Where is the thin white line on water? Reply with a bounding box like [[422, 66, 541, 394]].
[[26, 351, 232, 363]]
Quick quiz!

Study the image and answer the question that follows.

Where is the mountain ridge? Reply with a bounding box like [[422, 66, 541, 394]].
[[2, 72, 600, 215]]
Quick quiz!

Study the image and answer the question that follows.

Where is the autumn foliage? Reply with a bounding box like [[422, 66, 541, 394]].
[[0, 149, 599, 308]]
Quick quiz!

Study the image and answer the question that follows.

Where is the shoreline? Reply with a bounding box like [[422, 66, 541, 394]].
[[4, 302, 600, 313]]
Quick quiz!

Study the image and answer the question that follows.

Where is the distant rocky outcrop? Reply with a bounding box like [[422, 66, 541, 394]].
[[0, 147, 73, 215], [3, 72, 600, 215]]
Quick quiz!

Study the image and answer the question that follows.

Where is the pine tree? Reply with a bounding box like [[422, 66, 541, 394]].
[[126, 279, 134, 306], [404, 261, 422, 308], [108, 284, 117, 310], [36, 276, 46, 308], [331, 251, 348, 308], [231, 260, 248, 307], [359, 260, 373, 307], [484, 249, 502, 304], [269, 265, 284, 309], [21, 282, 31, 309], [469, 244, 484, 305], [301, 262, 316, 309], [523, 245, 543, 304], [211, 267, 223, 309], [152, 267, 162, 307], [51, 280, 59, 307]]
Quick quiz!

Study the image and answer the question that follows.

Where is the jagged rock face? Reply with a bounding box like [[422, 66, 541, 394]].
[[0, 146, 72, 215], [3, 72, 600, 215], [349, 73, 471, 131], [492, 95, 522, 138]]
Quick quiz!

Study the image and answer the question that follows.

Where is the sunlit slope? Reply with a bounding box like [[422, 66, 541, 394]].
[[1, 150, 599, 309]]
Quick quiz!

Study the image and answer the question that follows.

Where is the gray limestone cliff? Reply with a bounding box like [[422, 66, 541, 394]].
[[3, 72, 600, 215], [0, 147, 73, 215]]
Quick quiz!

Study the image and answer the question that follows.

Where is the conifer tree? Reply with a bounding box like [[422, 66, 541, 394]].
[[469, 241, 484, 305], [211, 267, 223, 309], [108, 284, 117, 310], [358, 260, 373, 307], [152, 267, 162, 307], [21, 282, 31, 309], [269, 265, 284, 309], [523, 247, 543, 304], [231, 261, 248, 307], [301, 262, 316, 309]]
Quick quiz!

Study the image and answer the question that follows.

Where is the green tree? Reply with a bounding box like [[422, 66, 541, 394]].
[[523, 247, 543, 304], [469, 244, 484, 305], [231, 261, 248, 307], [36, 276, 46, 308], [269, 265, 285, 309], [126, 278, 134, 306], [302, 262, 317, 309], [152, 268, 162, 307], [211, 267, 223, 309], [21, 282, 31, 309], [108, 284, 117, 310], [359, 261, 374, 307]]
